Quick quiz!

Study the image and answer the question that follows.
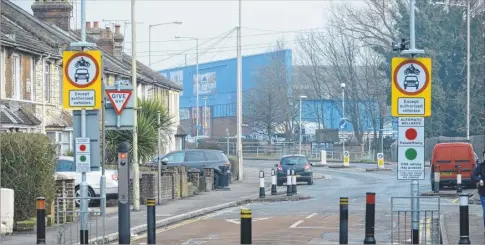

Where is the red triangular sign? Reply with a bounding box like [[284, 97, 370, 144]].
[[106, 90, 132, 115]]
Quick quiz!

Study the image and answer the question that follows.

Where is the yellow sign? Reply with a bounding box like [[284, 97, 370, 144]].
[[62, 50, 102, 109], [343, 151, 349, 166], [377, 153, 384, 169], [391, 57, 432, 117]]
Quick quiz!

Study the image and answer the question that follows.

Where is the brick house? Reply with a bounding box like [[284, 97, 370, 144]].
[[0, 0, 182, 154]]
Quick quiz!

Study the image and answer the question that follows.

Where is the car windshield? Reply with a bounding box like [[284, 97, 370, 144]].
[[281, 156, 307, 165], [406, 76, 418, 81]]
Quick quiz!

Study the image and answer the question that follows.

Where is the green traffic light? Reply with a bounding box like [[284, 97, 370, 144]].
[[405, 148, 417, 160], [80, 155, 86, 162]]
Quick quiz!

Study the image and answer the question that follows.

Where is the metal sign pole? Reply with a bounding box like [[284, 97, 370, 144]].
[[157, 111, 161, 205]]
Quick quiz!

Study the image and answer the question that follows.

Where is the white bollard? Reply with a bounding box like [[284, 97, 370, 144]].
[[320, 150, 327, 165]]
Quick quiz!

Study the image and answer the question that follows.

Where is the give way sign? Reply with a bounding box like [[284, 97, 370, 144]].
[[106, 90, 132, 115]]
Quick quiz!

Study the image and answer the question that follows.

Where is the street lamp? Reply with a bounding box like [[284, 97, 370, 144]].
[[435, 0, 470, 140], [340, 83, 346, 156], [299, 95, 307, 155], [148, 21, 182, 68], [175, 36, 199, 141]]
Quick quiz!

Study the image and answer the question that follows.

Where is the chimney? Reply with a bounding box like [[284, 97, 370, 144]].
[[96, 26, 114, 55], [31, 0, 73, 32], [113, 24, 124, 61], [86, 21, 91, 30], [87, 20, 101, 41]]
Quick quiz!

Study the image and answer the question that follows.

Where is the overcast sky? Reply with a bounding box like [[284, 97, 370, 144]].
[[13, 0, 364, 71]]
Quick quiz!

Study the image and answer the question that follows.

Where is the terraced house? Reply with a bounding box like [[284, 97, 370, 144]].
[[0, 0, 183, 154]]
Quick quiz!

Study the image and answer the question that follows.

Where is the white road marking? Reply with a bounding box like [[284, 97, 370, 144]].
[[225, 217, 271, 225], [289, 220, 304, 228], [305, 213, 318, 219]]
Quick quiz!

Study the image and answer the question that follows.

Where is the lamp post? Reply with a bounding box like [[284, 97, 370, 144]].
[[341, 83, 346, 156], [148, 21, 182, 68], [299, 95, 307, 155], [203, 96, 207, 136], [175, 36, 199, 142], [435, 0, 470, 140]]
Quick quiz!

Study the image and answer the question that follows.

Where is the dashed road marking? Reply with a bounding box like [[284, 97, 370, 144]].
[[289, 220, 304, 228], [305, 213, 318, 219]]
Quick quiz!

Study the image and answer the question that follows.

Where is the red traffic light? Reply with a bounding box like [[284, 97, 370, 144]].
[[119, 153, 127, 159], [79, 144, 86, 151]]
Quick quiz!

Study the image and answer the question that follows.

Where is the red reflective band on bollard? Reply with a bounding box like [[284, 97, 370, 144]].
[[366, 193, 375, 204]]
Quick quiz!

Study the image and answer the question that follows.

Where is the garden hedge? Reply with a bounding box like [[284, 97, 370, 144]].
[[0, 133, 56, 222]]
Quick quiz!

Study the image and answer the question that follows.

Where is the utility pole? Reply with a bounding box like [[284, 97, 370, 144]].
[[236, 0, 243, 180], [131, 0, 140, 211], [157, 111, 161, 205], [399, 1, 425, 243], [299, 95, 307, 155], [466, 0, 470, 140]]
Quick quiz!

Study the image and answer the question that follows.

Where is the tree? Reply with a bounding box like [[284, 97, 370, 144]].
[[244, 42, 295, 144], [105, 98, 174, 164]]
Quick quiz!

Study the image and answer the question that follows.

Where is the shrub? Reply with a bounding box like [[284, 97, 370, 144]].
[[0, 133, 56, 223], [197, 141, 222, 151]]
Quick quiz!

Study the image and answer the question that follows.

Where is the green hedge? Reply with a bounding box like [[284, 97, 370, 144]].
[[0, 133, 56, 222]]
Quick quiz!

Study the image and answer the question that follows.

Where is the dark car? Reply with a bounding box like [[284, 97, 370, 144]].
[[275, 154, 314, 186], [148, 149, 231, 188]]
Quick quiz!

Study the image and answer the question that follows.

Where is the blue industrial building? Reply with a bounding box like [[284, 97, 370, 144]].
[[158, 49, 396, 140]]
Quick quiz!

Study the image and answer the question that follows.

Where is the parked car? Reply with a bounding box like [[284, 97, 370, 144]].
[[275, 154, 314, 186], [55, 156, 118, 206], [149, 149, 231, 188], [430, 142, 477, 191]]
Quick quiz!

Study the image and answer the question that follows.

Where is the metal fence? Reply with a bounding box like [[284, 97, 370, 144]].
[[56, 196, 106, 244], [391, 196, 441, 244]]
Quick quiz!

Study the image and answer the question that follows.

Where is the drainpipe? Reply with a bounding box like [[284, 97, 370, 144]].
[[42, 54, 51, 134]]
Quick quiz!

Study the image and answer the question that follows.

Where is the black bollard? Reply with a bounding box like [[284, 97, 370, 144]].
[[259, 170, 265, 198], [363, 193, 376, 244], [456, 165, 462, 193], [291, 168, 297, 194], [458, 193, 471, 244], [240, 208, 252, 244], [36, 197, 46, 244], [147, 198, 156, 244], [271, 168, 277, 195], [286, 169, 292, 196], [340, 197, 349, 244]]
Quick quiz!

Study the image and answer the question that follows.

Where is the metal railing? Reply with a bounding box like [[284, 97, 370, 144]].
[[391, 196, 441, 244], [56, 196, 106, 244]]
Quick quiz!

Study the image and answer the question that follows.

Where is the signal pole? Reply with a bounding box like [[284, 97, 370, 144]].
[[131, 0, 140, 211], [236, 0, 243, 180]]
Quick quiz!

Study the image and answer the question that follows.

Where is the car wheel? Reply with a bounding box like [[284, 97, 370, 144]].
[[307, 177, 314, 185], [75, 186, 96, 207]]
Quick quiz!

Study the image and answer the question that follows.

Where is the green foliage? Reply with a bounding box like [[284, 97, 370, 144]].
[[105, 98, 173, 164], [0, 133, 56, 222]]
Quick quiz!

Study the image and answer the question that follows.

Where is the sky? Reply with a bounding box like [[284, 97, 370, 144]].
[[13, 0, 364, 71]]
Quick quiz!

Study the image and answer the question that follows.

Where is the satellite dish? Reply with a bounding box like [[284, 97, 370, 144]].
[[8, 100, 20, 112]]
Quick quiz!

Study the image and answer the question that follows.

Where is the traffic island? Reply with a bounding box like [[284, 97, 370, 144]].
[[311, 164, 329, 168], [365, 168, 393, 172], [420, 190, 474, 198]]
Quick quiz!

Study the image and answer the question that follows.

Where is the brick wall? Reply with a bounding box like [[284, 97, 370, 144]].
[[53, 175, 76, 225], [203, 168, 214, 192], [178, 166, 189, 198]]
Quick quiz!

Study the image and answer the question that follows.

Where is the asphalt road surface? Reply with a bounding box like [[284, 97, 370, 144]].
[[130, 160, 468, 245]]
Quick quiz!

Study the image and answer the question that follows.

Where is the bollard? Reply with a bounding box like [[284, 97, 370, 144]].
[[286, 169, 292, 196], [147, 198, 156, 244], [291, 168, 297, 194], [456, 165, 462, 193], [271, 168, 277, 195], [36, 197, 46, 244], [434, 164, 440, 193], [458, 193, 471, 244], [340, 197, 349, 244], [240, 208, 252, 244], [363, 193, 376, 244], [259, 170, 265, 198]]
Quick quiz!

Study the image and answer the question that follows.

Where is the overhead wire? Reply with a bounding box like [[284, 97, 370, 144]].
[[180, 28, 236, 66]]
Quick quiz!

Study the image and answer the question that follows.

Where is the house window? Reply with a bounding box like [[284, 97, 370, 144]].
[[59, 66, 63, 105], [31, 58, 36, 101], [12, 54, 20, 99], [44, 62, 51, 102]]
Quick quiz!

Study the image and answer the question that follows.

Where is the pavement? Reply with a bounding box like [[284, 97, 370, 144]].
[[1, 165, 282, 245], [441, 211, 485, 244]]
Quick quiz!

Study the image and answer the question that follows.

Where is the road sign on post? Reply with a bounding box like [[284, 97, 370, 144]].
[[391, 57, 432, 117], [104, 82, 135, 130], [63, 50, 102, 109], [397, 117, 425, 180], [377, 153, 384, 169], [75, 137, 91, 173], [106, 90, 132, 115], [343, 151, 349, 166]]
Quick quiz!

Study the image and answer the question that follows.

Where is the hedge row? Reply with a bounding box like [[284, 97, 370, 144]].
[[1, 133, 56, 222]]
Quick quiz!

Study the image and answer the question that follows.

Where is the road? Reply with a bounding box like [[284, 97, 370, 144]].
[[130, 160, 472, 245]]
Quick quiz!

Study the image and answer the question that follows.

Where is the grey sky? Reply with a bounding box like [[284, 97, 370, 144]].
[[13, 0, 363, 71]]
